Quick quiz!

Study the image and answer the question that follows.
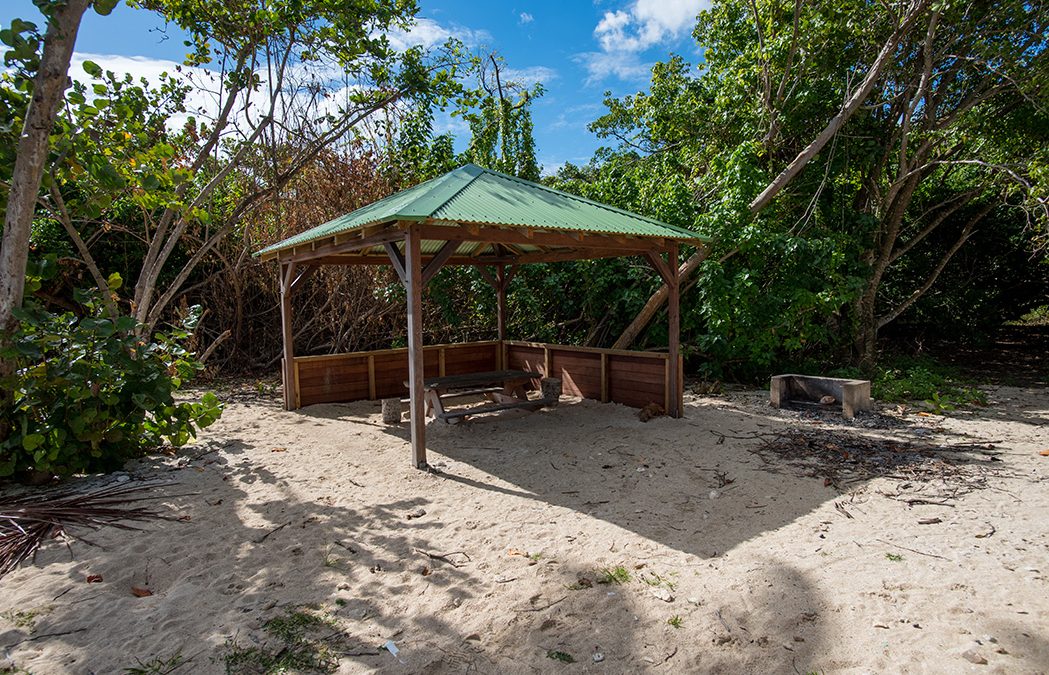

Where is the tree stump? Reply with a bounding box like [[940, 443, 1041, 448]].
[[381, 398, 402, 424], [540, 377, 562, 407]]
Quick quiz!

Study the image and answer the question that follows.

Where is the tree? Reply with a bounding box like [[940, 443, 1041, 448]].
[[608, 0, 932, 350], [459, 54, 542, 180], [588, 0, 1047, 368], [1, 0, 114, 348], [63, 0, 460, 340]]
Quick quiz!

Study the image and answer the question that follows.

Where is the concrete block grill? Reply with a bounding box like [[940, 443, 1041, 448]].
[[770, 374, 872, 419]]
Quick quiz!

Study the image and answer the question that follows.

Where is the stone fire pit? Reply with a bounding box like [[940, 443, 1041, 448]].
[[770, 374, 872, 419]]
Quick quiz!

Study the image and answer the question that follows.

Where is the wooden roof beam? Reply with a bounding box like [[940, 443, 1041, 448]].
[[417, 222, 665, 253], [274, 228, 405, 263]]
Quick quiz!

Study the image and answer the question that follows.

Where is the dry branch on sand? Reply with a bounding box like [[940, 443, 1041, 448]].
[[749, 429, 1001, 502]]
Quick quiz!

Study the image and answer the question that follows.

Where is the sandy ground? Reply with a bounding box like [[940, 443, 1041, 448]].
[[1, 382, 1048, 674]]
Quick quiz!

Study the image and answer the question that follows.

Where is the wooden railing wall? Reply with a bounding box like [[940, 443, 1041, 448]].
[[503, 340, 682, 411], [290, 339, 681, 411], [293, 341, 500, 407]]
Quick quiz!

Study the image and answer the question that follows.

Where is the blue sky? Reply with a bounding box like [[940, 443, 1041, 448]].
[[1, 0, 709, 174]]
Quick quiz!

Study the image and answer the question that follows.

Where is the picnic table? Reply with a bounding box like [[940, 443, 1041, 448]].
[[410, 369, 551, 423]]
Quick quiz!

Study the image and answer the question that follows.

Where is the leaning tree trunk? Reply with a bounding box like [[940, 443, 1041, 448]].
[[610, 0, 931, 350], [0, 0, 91, 444], [0, 0, 90, 337]]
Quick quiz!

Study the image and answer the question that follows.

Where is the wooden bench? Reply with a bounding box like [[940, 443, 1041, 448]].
[[435, 397, 553, 422], [407, 369, 550, 424]]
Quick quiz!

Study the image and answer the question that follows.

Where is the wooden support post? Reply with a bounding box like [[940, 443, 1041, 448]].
[[404, 226, 427, 469], [600, 353, 609, 403], [367, 354, 376, 400], [496, 263, 507, 341], [666, 243, 682, 418], [280, 261, 298, 410]]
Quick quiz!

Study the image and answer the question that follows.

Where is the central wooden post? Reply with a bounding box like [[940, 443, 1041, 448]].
[[279, 261, 297, 410], [666, 243, 681, 418], [404, 225, 427, 468], [496, 263, 507, 341]]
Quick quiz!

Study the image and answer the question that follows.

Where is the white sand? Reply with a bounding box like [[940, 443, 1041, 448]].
[[1, 384, 1047, 673]]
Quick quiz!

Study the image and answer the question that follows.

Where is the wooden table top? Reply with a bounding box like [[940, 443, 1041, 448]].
[[422, 369, 542, 390]]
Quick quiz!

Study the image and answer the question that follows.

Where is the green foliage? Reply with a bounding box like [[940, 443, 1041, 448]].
[[546, 650, 575, 664], [885, 553, 904, 562], [123, 652, 185, 675], [668, 615, 684, 629], [870, 356, 987, 408], [222, 608, 340, 674], [597, 565, 631, 585], [640, 572, 676, 590], [563, 0, 1048, 374], [0, 268, 221, 479]]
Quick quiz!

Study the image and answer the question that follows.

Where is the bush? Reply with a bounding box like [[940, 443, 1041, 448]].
[[871, 356, 987, 408], [0, 288, 222, 479]]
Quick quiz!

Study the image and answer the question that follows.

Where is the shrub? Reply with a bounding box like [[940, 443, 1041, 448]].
[[0, 287, 222, 479], [871, 357, 986, 408]]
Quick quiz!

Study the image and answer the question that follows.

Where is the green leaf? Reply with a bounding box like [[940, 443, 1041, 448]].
[[107, 271, 123, 291], [82, 60, 102, 77], [93, 0, 119, 16], [22, 433, 45, 452]]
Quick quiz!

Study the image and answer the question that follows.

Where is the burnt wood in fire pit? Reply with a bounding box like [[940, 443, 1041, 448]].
[[770, 374, 872, 419]]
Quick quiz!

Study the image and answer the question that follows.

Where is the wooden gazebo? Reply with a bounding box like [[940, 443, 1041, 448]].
[[258, 164, 709, 469]]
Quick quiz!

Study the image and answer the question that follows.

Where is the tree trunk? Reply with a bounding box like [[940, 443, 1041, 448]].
[[612, 245, 709, 349], [852, 168, 927, 367], [0, 0, 91, 338]]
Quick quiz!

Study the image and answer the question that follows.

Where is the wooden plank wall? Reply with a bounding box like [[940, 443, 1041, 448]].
[[294, 341, 500, 407], [292, 339, 682, 411], [505, 340, 681, 411]]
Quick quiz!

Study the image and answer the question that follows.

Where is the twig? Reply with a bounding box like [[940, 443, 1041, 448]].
[[413, 548, 471, 568], [876, 538, 951, 561], [657, 646, 679, 665], [516, 595, 567, 612], [340, 648, 381, 657], [2, 627, 87, 648], [895, 498, 956, 507], [253, 521, 290, 544]]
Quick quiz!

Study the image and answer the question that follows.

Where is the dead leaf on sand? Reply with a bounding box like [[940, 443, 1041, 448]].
[[85, 574, 103, 583], [131, 586, 153, 598]]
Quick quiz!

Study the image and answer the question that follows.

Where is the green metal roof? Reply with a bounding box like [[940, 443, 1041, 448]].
[[257, 163, 708, 256]]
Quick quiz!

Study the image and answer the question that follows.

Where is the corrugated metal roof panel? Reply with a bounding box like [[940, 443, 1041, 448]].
[[257, 163, 708, 257]]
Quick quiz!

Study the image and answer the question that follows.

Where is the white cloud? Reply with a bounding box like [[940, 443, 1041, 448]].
[[519, 12, 534, 25], [580, 0, 709, 82], [67, 52, 387, 143], [574, 50, 652, 84], [70, 52, 215, 129], [383, 17, 491, 51], [501, 65, 558, 86]]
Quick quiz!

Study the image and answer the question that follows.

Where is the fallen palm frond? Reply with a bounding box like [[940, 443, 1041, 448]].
[[0, 481, 173, 580]]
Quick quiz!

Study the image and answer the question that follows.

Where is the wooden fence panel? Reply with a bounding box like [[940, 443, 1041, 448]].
[[505, 341, 673, 410], [294, 341, 499, 407], [293, 340, 677, 410]]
